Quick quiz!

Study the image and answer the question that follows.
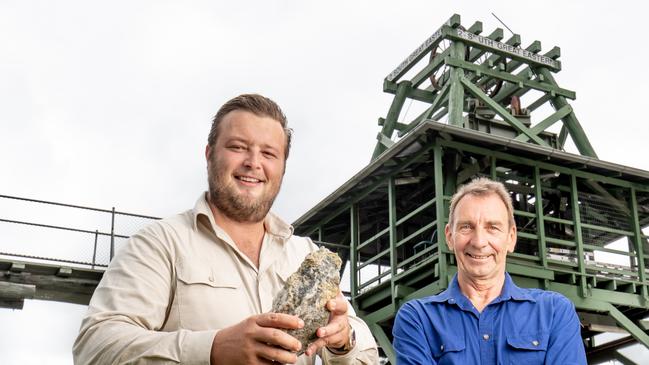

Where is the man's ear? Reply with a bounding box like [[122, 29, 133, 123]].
[[445, 224, 454, 252], [205, 145, 211, 162], [507, 224, 517, 253]]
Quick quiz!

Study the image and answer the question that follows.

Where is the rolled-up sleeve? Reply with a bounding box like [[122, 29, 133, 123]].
[[73, 223, 216, 365]]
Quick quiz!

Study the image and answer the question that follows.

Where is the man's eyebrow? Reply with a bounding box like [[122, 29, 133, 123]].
[[485, 220, 505, 226], [455, 220, 473, 226], [224, 136, 248, 144], [261, 143, 280, 151]]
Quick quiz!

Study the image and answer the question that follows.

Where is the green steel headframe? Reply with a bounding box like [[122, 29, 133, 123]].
[[297, 126, 649, 364], [294, 14, 649, 365], [372, 13, 596, 161]]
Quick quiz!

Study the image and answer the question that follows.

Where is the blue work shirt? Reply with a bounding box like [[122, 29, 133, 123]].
[[393, 273, 586, 365]]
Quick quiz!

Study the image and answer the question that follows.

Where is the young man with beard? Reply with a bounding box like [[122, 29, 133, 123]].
[[392, 178, 586, 365], [73, 94, 378, 365]]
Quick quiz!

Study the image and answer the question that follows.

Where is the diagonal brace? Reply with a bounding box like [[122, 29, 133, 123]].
[[536, 68, 598, 157], [459, 76, 550, 147], [398, 81, 451, 137], [614, 351, 639, 365], [608, 304, 649, 349], [369, 322, 396, 364], [412, 47, 451, 87], [514, 105, 573, 142]]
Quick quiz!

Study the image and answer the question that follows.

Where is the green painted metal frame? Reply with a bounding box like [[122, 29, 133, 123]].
[[373, 13, 597, 161], [303, 133, 649, 362], [299, 13, 649, 364], [631, 188, 649, 300]]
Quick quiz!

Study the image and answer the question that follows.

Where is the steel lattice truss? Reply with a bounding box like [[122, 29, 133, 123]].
[[372, 14, 595, 161], [294, 14, 649, 365]]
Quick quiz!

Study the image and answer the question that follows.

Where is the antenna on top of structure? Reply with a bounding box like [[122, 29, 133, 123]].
[[491, 12, 516, 36]]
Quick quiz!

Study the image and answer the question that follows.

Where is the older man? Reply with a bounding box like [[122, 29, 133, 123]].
[[73, 94, 378, 364], [393, 177, 586, 364]]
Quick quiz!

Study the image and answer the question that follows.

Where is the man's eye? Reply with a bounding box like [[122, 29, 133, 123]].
[[488, 225, 501, 231], [229, 145, 245, 151], [262, 151, 277, 159], [458, 224, 471, 232]]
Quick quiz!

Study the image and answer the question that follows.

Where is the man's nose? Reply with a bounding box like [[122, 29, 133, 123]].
[[243, 150, 262, 169], [470, 227, 489, 247]]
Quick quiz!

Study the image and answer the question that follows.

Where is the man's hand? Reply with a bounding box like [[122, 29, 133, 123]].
[[210, 313, 304, 365], [305, 292, 351, 356]]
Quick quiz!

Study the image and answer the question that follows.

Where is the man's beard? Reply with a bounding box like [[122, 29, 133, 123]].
[[207, 159, 281, 223]]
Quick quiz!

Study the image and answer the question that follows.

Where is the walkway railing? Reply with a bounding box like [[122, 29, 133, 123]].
[[0, 194, 159, 269]]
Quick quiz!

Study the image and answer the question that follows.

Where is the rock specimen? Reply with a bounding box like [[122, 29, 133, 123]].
[[271, 247, 342, 354]]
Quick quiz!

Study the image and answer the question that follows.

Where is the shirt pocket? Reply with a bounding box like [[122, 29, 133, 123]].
[[431, 336, 465, 364], [505, 331, 549, 365], [176, 260, 245, 330]]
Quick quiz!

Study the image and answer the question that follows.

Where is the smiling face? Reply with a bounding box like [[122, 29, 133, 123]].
[[445, 193, 517, 284], [206, 110, 287, 223]]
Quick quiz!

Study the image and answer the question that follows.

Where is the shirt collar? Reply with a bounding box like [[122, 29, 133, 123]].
[[498, 272, 535, 302], [192, 192, 293, 241], [424, 272, 535, 307], [423, 274, 471, 310]]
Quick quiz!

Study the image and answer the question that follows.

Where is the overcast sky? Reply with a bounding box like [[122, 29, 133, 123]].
[[1, 1, 649, 364]]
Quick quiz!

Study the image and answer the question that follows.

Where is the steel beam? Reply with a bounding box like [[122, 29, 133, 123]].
[[536, 67, 598, 158], [608, 305, 649, 349], [447, 41, 465, 126], [460, 76, 549, 146], [369, 322, 396, 364], [388, 176, 398, 308], [373, 81, 412, 159], [350, 203, 359, 307]]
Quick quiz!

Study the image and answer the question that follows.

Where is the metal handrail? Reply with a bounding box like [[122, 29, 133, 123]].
[[0, 194, 160, 269], [0, 194, 159, 219], [0, 218, 127, 239]]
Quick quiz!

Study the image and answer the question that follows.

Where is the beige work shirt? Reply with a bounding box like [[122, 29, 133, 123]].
[[73, 193, 378, 364]]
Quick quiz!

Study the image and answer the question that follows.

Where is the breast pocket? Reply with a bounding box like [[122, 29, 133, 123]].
[[176, 260, 246, 330], [506, 332, 549, 365], [431, 337, 465, 365]]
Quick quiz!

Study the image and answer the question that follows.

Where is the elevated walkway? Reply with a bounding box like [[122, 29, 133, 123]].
[[0, 194, 158, 309], [0, 259, 102, 308]]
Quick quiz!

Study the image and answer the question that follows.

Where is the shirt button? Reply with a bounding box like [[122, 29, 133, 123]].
[[208, 276, 214, 282], [483, 334, 490, 340], [448, 299, 456, 304], [532, 340, 539, 346], [440, 345, 444, 351]]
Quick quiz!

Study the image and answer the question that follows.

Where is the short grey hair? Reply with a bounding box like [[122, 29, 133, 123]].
[[448, 177, 515, 229]]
